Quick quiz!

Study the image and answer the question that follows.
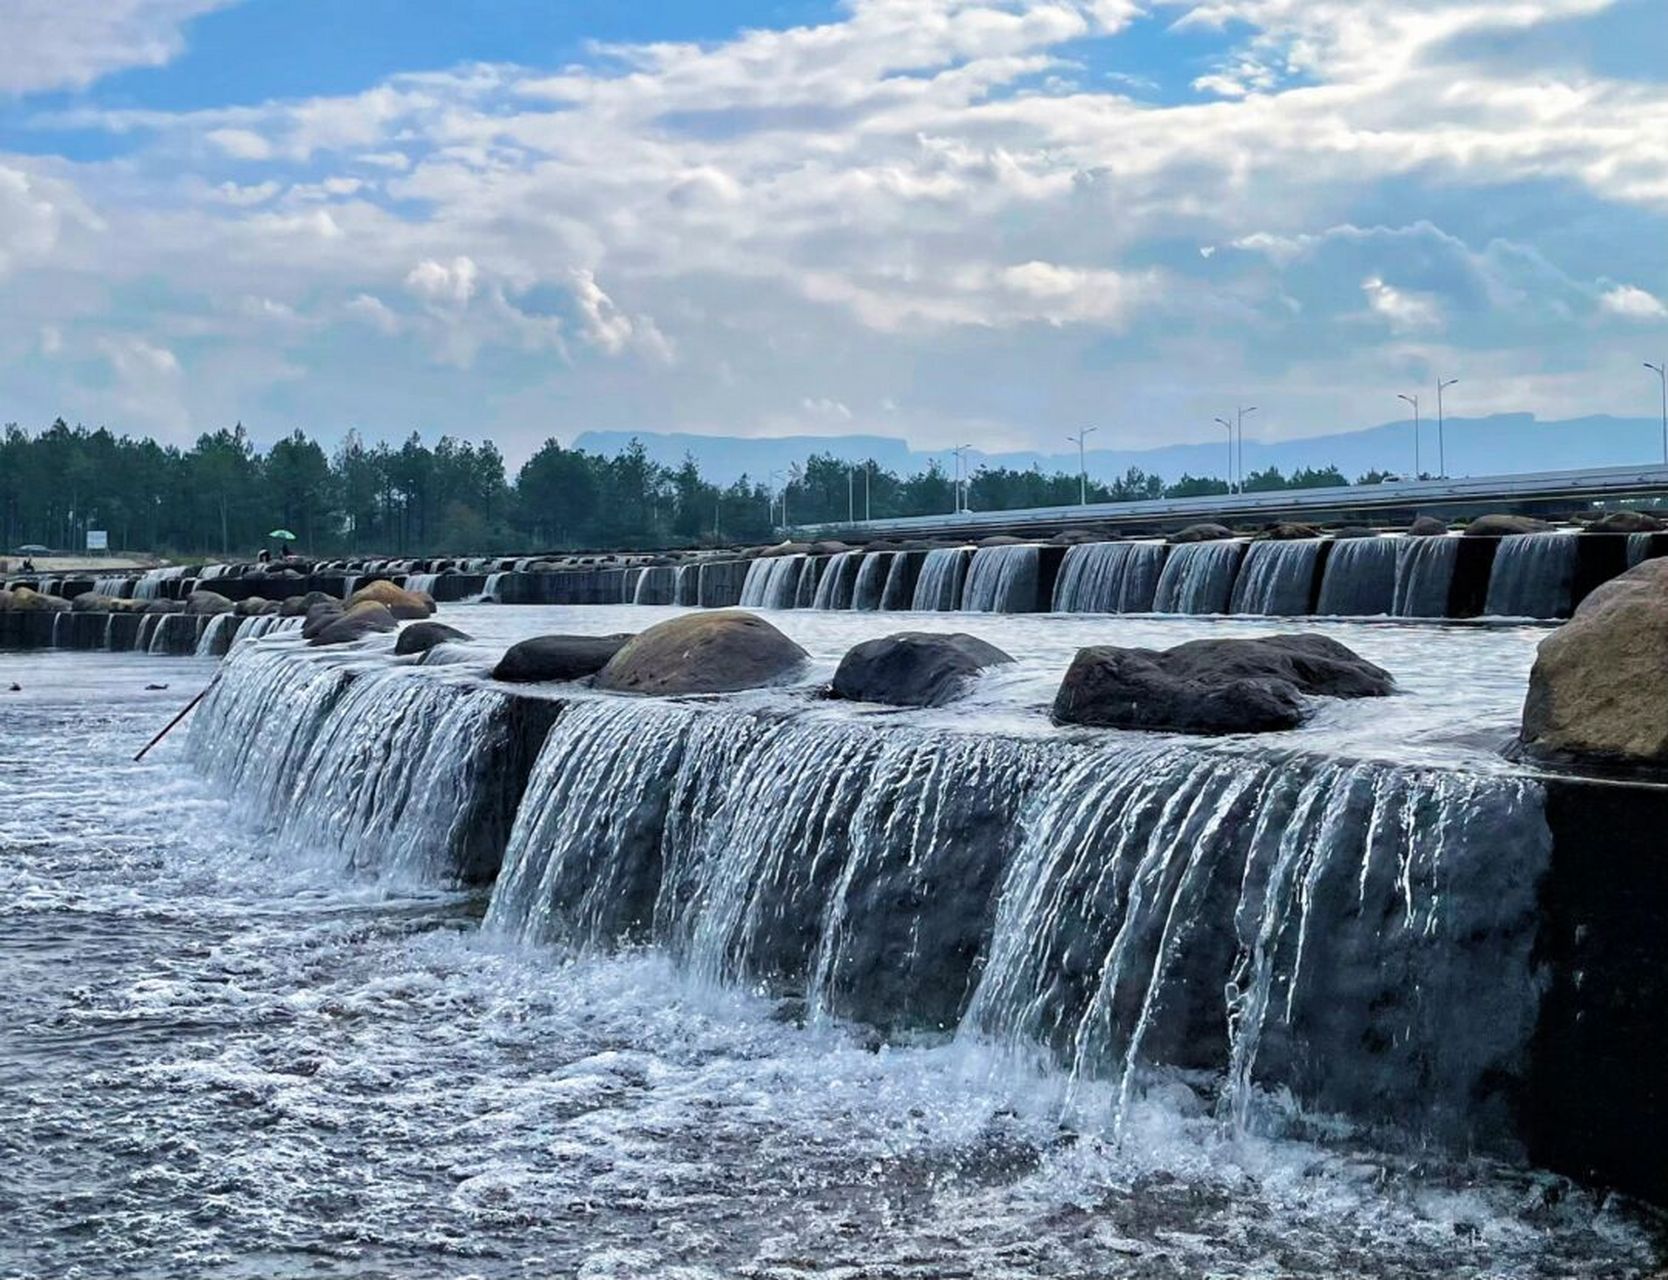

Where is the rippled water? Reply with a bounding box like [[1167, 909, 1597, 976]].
[[2, 644, 1662, 1278]]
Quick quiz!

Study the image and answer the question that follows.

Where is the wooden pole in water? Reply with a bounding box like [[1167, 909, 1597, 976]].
[[134, 679, 217, 761]]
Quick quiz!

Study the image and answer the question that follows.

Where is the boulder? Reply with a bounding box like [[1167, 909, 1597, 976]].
[[185, 589, 235, 615], [307, 601, 398, 647], [71, 593, 118, 612], [831, 632, 1015, 708], [233, 596, 270, 616], [348, 579, 436, 618], [595, 611, 809, 695], [1332, 525, 1379, 539], [1521, 559, 1668, 766], [280, 590, 337, 618], [1259, 522, 1323, 541], [141, 598, 185, 614], [1408, 516, 1450, 537], [491, 632, 633, 682], [7, 586, 70, 613], [762, 541, 812, 558], [1466, 513, 1550, 537], [1169, 523, 1234, 544], [1052, 634, 1394, 735], [1586, 510, 1664, 534], [300, 602, 345, 639], [977, 535, 1027, 548], [811, 541, 851, 555], [1050, 529, 1102, 546], [395, 621, 474, 657]]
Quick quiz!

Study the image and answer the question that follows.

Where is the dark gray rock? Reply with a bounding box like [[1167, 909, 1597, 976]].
[[1586, 510, 1663, 534], [281, 590, 337, 617], [1408, 516, 1450, 536], [307, 602, 397, 646], [396, 621, 473, 657], [492, 633, 633, 682], [831, 632, 1015, 708], [1259, 522, 1323, 540], [1169, 523, 1234, 544], [185, 589, 234, 615], [1053, 633, 1394, 734], [977, 535, 1027, 548], [596, 611, 808, 695], [1466, 513, 1551, 536]]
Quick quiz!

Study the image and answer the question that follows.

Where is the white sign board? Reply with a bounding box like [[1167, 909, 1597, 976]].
[[86, 530, 109, 551]]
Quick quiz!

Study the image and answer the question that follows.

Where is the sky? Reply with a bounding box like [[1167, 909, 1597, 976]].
[[1, 0, 1666, 464]]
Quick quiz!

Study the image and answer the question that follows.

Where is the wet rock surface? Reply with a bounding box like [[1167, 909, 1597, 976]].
[[492, 633, 633, 682], [596, 610, 809, 695], [831, 632, 1015, 707]]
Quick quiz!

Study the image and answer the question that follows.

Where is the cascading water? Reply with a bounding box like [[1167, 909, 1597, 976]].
[[1051, 542, 1166, 613], [1152, 541, 1244, 614], [850, 552, 892, 611], [739, 555, 805, 609], [1229, 540, 1323, 616], [879, 553, 914, 610], [1484, 533, 1578, 619], [961, 545, 1041, 613], [910, 547, 971, 611], [1628, 531, 1656, 567], [194, 613, 239, 657], [675, 563, 700, 606], [482, 571, 505, 602], [632, 564, 677, 605], [1315, 538, 1397, 617], [91, 575, 133, 598], [1392, 537, 1458, 618], [811, 551, 861, 610], [133, 566, 187, 600], [404, 572, 440, 597]]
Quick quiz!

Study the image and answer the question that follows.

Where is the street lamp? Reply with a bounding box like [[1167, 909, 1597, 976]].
[[951, 445, 972, 513], [865, 460, 872, 522], [1237, 406, 1256, 489], [1214, 417, 1234, 491], [1436, 378, 1458, 477], [1647, 361, 1667, 465], [847, 464, 855, 523], [1398, 393, 1420, 478], [1067, 426, 1097, 505]]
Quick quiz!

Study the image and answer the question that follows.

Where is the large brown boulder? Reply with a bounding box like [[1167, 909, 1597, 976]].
[[1522, 558, 1668, 766], [348, 579, 435, 618], [1586, 510, 1663, 534], [1408, 516, 1449, 537], [185, 589, 235, 615], [595, 611, 808, 695], [492, 633, 632, 682], [1466, 514, 1550, 537], [7, 587, 70, 612], [831, 632, 1014, 707], [71, 593, 118, 612], [1169, 523, 1234, 544], [1053, 634, 1394, 734], [307, 601, 398, 646]]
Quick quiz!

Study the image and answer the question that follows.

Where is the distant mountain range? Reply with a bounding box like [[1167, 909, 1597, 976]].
[[573, 414, 1668, 487]]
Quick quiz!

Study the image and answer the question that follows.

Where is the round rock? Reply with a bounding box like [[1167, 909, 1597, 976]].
[[492, 633, 633, 682], [831, 632, 1015, 708], [396, 621, 474, 657], [596, 611, 808, 695]]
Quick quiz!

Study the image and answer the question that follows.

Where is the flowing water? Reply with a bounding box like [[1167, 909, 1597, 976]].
[[1052, 542, 1166, 613], [1152, 541, 1245, 615], [1485, 534, 1579, 620], [1228, 540, 1323, 616], [3, 616, 1663, 1278]]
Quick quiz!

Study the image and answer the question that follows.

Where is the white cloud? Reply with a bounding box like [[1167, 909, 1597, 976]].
[[0, 0, 232, 95], [1600, 284, 1668, 321], [1362, 276, 1443, 332], [205, 128, 273, 160], [405, 256, 479, 306], [570, 269, 674, 362]]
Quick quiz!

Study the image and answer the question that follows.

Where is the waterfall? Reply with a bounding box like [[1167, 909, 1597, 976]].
[[1229, 540, 1322, 616], [879, 553, 914, 610], [961, 545, 1041, 613], [133, 566, 187, 600], [1484, 533, 1578, 619], [1052, 542, 1167, 613], [236, 614, 302, 641], [404, 572, 440, 597], [194, 613, 241, 657], [632, 565, 678, 605], [850, 552, 892, 611], [675, 563, 701, 606], [482, 571, 505, 602], [1392, 537, 1458, 618], [1152, 541, 1244, 614], [91, 575, 133, 598], [911, 548, 971, 611], [1628, 532, 1655, 567], [1315, 538, 1397, 617], [199, 563, 231, 580], [739, 555, 805, 609], [811, 551, 862, 610], [184, 645, 1560, 1151], [189, 645, 551, 885], [148, 613, 200, 654]]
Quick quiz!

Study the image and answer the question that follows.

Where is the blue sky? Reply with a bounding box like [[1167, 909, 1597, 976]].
[[1, 0, 1665, 463]]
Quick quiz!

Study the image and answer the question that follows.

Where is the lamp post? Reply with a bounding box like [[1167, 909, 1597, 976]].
[[1647, 361, 1668, 465], [865, 460, 872, 521], [951, 444, 971, 513], [1398, 393, 1420, 478], [1236, 406, 1256, 489], [1436, 378, 1458, 477], [1067, 427, 1097, 505], [1214, 417, 1234, 491], [847, 464, 855, 523]]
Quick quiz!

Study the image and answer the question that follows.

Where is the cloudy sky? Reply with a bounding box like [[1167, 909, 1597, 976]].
[[1, 0, 1665, 462]]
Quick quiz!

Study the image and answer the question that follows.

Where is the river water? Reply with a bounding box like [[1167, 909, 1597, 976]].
[[1, 614, 1661, 1279]]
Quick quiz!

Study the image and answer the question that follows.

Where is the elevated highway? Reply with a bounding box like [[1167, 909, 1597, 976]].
[[790, 462, 1668, 541]]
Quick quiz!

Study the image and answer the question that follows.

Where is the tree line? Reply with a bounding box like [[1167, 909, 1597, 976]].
[[1, 418, 1358, 557]]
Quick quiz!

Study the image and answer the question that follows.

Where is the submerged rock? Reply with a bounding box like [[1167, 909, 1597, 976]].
[[1258, 522, 1323, 540], [596, 610, 809, 695], [492, 633, 632, 682], [396, 621, 474, 657], [1522, 558, 1668, 766], [308, 601, 398, 646], [1408, 516, 1450, 536], [347, 579, 435, 618], [1053, 634, 1394, 735], [1466, 514, 1550, 537], [280, 590, 337, 617], [1169, 523, 1234, 544], [300, 603, 343, 639], [831, 632, 1015, 708]]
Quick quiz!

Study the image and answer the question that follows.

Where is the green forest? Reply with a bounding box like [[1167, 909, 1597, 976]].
[[0, 418, 1355, 557]]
